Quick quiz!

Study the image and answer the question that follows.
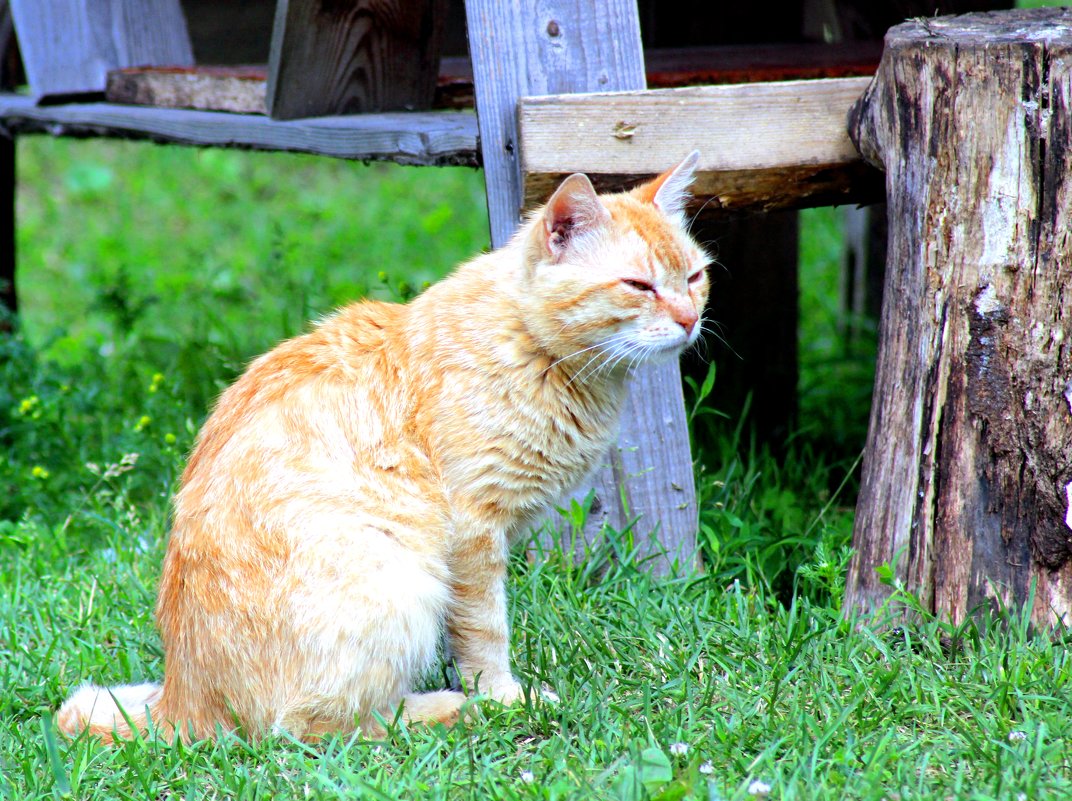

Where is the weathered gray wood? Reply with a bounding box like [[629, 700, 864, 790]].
[[464, 0, 645, 248], [464, 0, 697, 573], [518, 77, 883, 215], [107, 66, 268, 114], [845, 8, 1072, 628], [0, 94, 478, 166], [267, 0, 446, 120], [10, 0, 193, 99]]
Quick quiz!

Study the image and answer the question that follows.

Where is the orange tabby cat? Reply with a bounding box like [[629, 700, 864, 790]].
[[56, 152, 710, 743]]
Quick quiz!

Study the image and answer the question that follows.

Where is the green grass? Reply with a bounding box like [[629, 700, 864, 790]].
[[5, 514, 1071, 799], [3, 137, 1070, 799]]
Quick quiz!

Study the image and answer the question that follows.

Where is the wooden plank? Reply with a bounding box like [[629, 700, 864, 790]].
[[107, 66, 268, 114], [267, 0, 446, 120], [104, 46, 880, 116], [436, 42, 882, 110], [10, 0, 193, 99], [519, 77, 883, 214], [0, 94, 479, 166], [464, 0, 698, 574]]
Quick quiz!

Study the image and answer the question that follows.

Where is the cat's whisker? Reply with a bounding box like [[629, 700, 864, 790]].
[[555, 332, 638, 387], [587, 347, 629, 383], [689, 328, 713, 364], [565, 343, 628, 387], [689, 196, 722, 229], [543, 331, 634, 377], [696, 319, 742, 361], [567, 339, 632, 387], [564, 350, 612, 388], [600, 340, 647, 380], [685, 319, 713, 362], [625, 344, 655, 376]]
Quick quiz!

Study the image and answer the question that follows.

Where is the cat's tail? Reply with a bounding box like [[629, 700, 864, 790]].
[[55, 682, 166, 744]]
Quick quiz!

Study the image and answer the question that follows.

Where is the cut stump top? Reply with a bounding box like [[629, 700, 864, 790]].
[[886, 7, 1072, 45]]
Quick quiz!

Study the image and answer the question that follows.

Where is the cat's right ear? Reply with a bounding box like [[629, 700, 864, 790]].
[[542, 173, 610, 260]]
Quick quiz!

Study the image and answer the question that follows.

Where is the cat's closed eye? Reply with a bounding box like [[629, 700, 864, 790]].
[[622, 278, 656, 293]]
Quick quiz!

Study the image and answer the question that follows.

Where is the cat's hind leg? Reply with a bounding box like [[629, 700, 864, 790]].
[[272, 517, 456, 740], [399, 690, 467, 725], [358, 690, 467, 739]]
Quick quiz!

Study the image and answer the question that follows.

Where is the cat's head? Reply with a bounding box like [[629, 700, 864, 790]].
[[522, 152, 710, 376]]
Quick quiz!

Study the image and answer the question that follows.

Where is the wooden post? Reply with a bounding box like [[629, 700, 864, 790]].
[[844, 8, 1072, 628], [267, 0, 446, 119], [463, 0, 698, 572]]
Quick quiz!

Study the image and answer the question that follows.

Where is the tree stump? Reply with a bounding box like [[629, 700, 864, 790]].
[[844, 8, 1072, 628]]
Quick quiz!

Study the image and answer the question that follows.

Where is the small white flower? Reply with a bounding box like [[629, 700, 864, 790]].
[[1009, 731, 1027, 743], [1017, 793, 1027, 801], [699, 760, 714, 775], [748, 779, 772, 797], [519, 770, 535, 784], [669, 742, 689, 757]]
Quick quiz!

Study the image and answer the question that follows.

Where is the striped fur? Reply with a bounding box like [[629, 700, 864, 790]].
[[56, 154, 710, 743]]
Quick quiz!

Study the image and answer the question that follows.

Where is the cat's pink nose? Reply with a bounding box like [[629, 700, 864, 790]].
[[672, 307, 699, 336]]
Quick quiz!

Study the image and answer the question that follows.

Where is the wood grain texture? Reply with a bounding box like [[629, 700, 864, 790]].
[[10, 0, 193, 98], [464, 0, 644, 248], [439, 42, 881, 111], [107, 66, 268, 114], [519, 77, 882, 213], [267, 0, 446, 120], [465, 0, 697, 573], [0, 94, 478, 166], [844, 8, 1072, 628]]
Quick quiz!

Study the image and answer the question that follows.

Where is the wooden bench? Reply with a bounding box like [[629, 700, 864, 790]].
[[0, 0, 885, 573]]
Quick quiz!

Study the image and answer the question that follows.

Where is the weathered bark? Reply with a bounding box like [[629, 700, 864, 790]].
[[845, 8, 1072, 628]]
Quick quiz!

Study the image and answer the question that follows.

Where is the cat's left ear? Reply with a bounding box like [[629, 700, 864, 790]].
[[543, 173, 610, 260], [633, 150, 700, 218]]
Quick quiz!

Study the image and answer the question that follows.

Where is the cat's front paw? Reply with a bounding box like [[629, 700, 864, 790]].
[[481, 675, 525, 705], [480, 676, 558, 707]]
